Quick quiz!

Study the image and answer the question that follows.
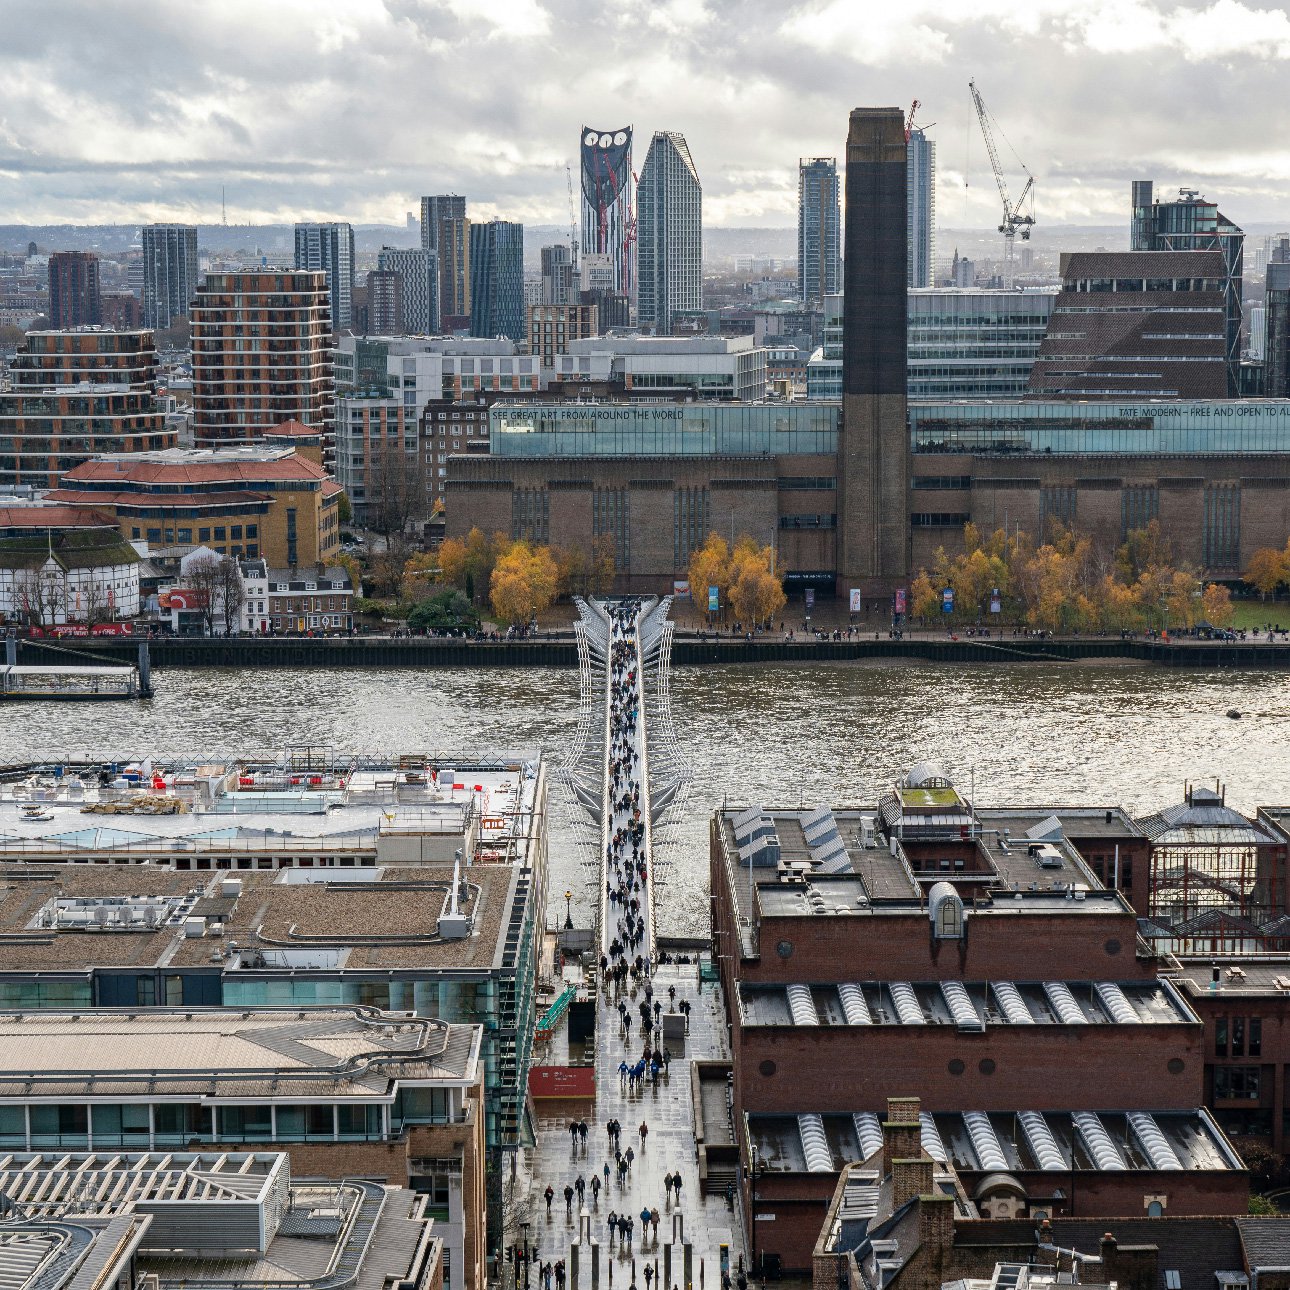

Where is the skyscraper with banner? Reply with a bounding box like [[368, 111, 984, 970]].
[[580, 126, 634, 299]]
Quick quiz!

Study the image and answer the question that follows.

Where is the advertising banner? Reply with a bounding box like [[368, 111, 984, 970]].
[[673, 580, 691, 599], [942, 587, 955, 614], [848, 589, 862, 613], [990, 588, 1002, 614], [805, 588, 815, 610], [708, 585, 719, 613], [895, 588, 907, 614]]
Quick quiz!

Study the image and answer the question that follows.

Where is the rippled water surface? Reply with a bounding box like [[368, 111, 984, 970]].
[[3, 661, 1290, 936]]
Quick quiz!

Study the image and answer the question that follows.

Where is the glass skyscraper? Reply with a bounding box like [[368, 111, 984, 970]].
[[294, 222, 356, 332], [140, 224, 199, 330], [906, 129, 936, 289], [469, 219, 525, 342], [636, 131, 702, 335], [798, 157, 840, 306]]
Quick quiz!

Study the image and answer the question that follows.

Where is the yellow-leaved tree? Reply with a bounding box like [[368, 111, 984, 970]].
[[687, 534, 731, 620], [1244, 548, 1286, 600], [727, 537, 786, 627], [489, 540, 559, 624], [1202, 582, 1234, 628]]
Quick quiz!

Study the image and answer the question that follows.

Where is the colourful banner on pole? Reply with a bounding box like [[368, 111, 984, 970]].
[[848, 589, 862, 613], [708, 585, 719, 613], [673, 580, 691, 599], [895, 588, 907, 614], [942, 587, 955, 613]]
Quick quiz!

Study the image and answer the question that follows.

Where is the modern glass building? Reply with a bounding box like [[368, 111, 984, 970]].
[[798, 158, 840, 306], [908, 288, 1056, 398], [807, 289, 1055, 400], [294, 223, 356, 333], [906, 129, 936, 289], [468, 219, 525, 343], [421, 195, 470, 321], [637, 131, 702, 334], [140, 224, 199, 331], [490, 400, 839, 457], [909, 398, 1290, 456]]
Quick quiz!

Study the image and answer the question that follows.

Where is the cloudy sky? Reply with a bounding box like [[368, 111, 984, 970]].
[[4, 0, 1290, 230]]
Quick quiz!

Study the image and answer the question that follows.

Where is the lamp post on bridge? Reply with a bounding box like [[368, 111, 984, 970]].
[[564, 889, 574, 930]]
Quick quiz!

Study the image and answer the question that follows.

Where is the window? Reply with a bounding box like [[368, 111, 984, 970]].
[[1233, 1016, 1245, 1057], [218, 1105, 273, 1139], [199, 528, 211, 542], [1213, 1066, 1260, 1100], [214, 526, 226, 541], [246, 524, 258, 538], [231, 525, 242, 539], [1251, 1018, 1262, 1057], [1215, 1018, 1228, 1056], [178, 528, 192, 543]]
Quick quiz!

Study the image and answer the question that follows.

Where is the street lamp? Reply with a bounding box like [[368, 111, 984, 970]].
[[520, 1220, 531, 1290], [564, 889, 573, 930]]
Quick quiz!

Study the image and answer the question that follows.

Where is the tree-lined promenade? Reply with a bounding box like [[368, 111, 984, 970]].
[[908, 520, 1238, 635]]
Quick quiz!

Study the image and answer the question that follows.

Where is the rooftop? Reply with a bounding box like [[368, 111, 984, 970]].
[[0, 1006, 479, 1095], [748, 1108, 1241, 1175], [55, 447, 328, 487]]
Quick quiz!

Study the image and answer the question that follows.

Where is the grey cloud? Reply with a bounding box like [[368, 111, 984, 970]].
[[0, 0, 1288, 226]]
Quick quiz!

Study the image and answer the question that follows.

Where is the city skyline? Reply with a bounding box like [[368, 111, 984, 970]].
[[4, 0, 1290, 230]]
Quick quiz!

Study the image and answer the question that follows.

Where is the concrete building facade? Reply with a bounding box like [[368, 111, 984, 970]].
[[47, 251, 102, 329]]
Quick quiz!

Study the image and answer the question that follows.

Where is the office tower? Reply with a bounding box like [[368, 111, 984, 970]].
[[950, 249, 975, 287], [366, 270, 403, 335], [580, 125, 633, 299], [540, 244, 576, 305], [293, 222, 355, 332], [1266, 261, 1290, 398], [906, 128, 936, 289], [840, 107, 908, 594], [421, 195, 470, 322], [636, 131, 702, 334], [1028, 250, 1228, 398], [580, 252, 630, 329], [191, 271, 334, 449], [47, 251, 102, 328], [797, 158, 840, 306], [377, 246, 438, 333], [468, 220, 525, 341], [140, 224, 198, 330], [1130, 180, 1244, 394]]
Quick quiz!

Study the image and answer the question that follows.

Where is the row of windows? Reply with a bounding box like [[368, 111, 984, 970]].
[[1213, 1065, 1260, 1100], [778, 514, 836, 530], [1215, 1016, 1263, 1058], [911, 512, 971, 527], [912, 476, 972, 490], [131, 524, 259, 543], [777, 477, 837, 491]]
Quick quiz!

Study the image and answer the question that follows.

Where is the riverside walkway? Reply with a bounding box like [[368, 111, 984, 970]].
[[526, 600, 742, 1290]]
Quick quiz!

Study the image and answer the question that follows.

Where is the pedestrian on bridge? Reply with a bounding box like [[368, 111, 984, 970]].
[[638, 1120, 648, 1148], [544, 1184, 554, 1215], [564, 1184, 574, 1215]]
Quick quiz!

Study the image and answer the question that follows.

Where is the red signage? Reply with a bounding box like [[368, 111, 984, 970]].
[[528, 1066, 596, 1099], [28, 622, 136, 638]]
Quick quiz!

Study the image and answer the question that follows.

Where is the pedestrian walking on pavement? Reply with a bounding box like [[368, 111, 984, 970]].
[[639, 1121, 648, 1147], [545, 1185, 554, 1215], [569, 1121, 579, 1146], [650, 1208, 660, 1239], [672, 1173, 682, 1201], [607, 1210, 618, 1247], [564, 1184, 574, 1216], [663, 1172, 673, 1200], [575, 1175, 585, 1202]]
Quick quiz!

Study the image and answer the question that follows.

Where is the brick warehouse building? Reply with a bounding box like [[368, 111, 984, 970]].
[[706, 767, 1275, 1275], [446, 106, 1290, 597]]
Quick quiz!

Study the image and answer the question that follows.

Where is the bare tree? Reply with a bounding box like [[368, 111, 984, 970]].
[[13, 564, 65, 629], [215, 557, 245, 635], [367, 441, 429, 548], [185, 553, 244, 635], [77, 577, 111, 627]]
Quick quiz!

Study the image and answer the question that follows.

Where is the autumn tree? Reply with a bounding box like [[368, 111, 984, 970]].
[[1202, 582, 1235, 628], [909, 569, 939, 621], [1117, 520, 1172, 584], [489, 540, 559, 624], [400, 551, 440, 601], [1244, 548, 1285, 600], [686, 534, 731, 621], [440, 527, 502, 602], [728, 538, 786, 627]]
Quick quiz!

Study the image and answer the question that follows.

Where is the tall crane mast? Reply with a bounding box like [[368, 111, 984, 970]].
[[967, 78, 1035, 288], [565, 164, 579, 267]]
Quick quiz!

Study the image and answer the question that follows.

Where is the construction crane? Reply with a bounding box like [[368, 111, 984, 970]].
[[968, 78, 1035, 288], [905, 100, 921, 143], [565, 164, 579, 268]]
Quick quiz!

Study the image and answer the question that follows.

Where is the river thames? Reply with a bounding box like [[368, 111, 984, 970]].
[[3, 660, 1290, 936]]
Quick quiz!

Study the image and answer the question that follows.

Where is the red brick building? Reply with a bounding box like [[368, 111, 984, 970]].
[[709, 768, 1254, 1275]]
